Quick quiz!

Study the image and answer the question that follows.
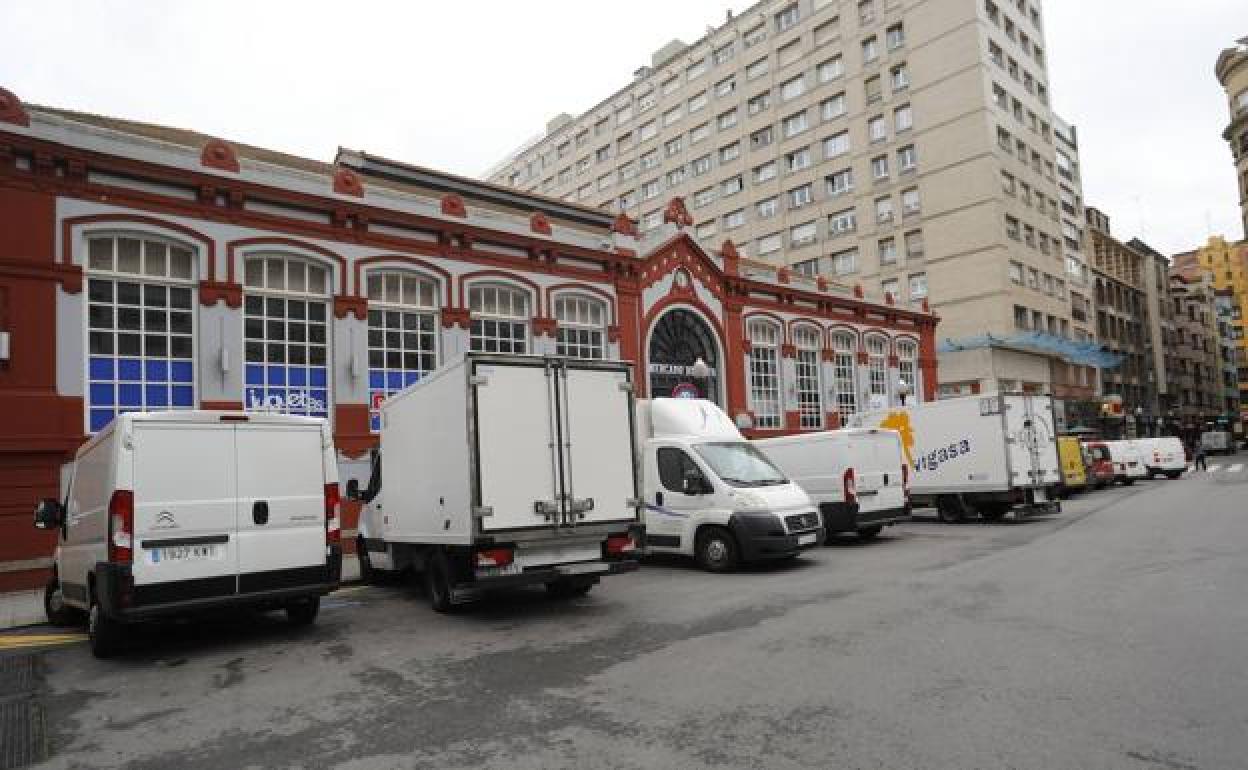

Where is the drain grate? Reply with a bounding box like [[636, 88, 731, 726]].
[[0, 654, 47, 769], [0, 657, 36, 700]]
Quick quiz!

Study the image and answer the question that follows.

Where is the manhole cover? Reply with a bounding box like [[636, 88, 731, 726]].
[[0, 698, 47, 769]]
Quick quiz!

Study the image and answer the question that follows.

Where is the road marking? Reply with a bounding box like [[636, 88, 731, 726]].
[[1207, 465, 1221, 472], [1228, 464, 1243, 473], [0, 633, 86, 651]]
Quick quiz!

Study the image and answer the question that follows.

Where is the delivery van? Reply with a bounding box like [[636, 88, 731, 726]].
[[1138, 437, 1186, 479], [1200, 430, 1233, 456], [850, 393, 1061, 522], [1055, 436, 1089, 496], [351, 355, 641, 611], [636, 398, 822, 571], [34, 411, 343, 657], [1083, 442, 1115, 489], [757, 428, 909, 542], [1099, 440, 1148, 484]]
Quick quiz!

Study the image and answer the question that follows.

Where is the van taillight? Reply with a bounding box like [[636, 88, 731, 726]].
[[323, 483, 341, 547], [843, 468, 857, 505], [475, 548, 514, 568], [605, 532, 638, 556], [901, 463, 911, 500], [108, 490, 134, 564]]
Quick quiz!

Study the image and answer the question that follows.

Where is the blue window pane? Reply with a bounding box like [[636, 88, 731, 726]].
[[288, 367, 307, 387], [369, 371, 384, 389], [369, 414, 381, 432], [89, 357, 115, 380], [118, 358, 142, 381], [90, 409, 115, 432], [309, 368, 327, 387], [171, 361, 194, 383], [172, 386, 194, 407], [404, 372, 421, 387], [310, 390, 328, 413], [386, 371, 403, 390], [267, 366, 287, 386], [146, 385, 169, 407], [245, 364, 265, 386], [89, 383, 115, 407], [145, 360, 168, 382], [118, 384, 143, 406], [244, 387, 266, 409]]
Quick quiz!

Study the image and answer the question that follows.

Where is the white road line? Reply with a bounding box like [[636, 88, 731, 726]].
[[1228, 463, 1243, 473], [1207, 465, 1221, 473]]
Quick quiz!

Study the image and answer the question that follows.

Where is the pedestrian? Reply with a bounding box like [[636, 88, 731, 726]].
[[1193, 442, 1207, 472]]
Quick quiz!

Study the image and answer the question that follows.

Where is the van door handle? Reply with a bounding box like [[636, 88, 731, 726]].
[[655, 491, 664, 507], [253, 500, 269, 526]]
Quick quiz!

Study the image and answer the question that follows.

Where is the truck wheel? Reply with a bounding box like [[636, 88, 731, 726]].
[[1120, 478, 1135, 486], [425, 551, 455, 613], [88, 600, 125, 659], [357, 537, 375, 584], [978, 505, 1008, 521], [546, 578, 595, 599], [44, 576, 83, 627], [857, 526, 883, 539], [285, 597, 320, 626], [936, 496, 968, 523], [695, 526, 739, 572]]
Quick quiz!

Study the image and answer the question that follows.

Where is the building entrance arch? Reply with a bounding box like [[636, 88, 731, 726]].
[[646, 307, 722, 404]]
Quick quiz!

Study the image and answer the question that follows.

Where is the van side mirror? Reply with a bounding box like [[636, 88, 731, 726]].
[[34, 498, 64, 530], [682, 470, 709, 496], [344, 479, 360, 501]]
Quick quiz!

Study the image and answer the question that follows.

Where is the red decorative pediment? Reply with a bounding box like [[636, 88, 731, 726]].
[[530, 211, 552, 235], [441, 194, 467, 218], [333, 166, 364, 197], [333, 294, 368, 321], [440, 307, 471, 329], [200, 138, 240, 173], [720, 239, 740, 277], [662, 197, 694, 227], [612, 212, 638, 236], [199, 280, 242, 308], [532, 317, 559, 338], [0, 87, 30, 127]]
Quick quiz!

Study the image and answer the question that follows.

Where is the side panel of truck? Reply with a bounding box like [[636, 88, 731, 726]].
[[1002, 395, 1061, 490], [855, 431, 907, 513], [560, 366, 640, 527]]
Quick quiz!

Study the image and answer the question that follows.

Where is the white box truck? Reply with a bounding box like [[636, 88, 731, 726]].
[[636, 398, 823, 570], [1136, 436, 1187, 479], [1200, 430, 1233, 455], [33, 411, 343, 657], [849, 393, 1061, 522], [351, 354, 641, 611], [757, 428, 910, 542]]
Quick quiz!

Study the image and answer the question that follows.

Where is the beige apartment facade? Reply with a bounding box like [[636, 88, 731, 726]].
[[487, 0, 1096, 398], [1217, 38, 1248, 240]]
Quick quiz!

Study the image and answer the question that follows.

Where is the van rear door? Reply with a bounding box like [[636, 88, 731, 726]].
[[559, 363, 639, 528], [130, 421, 239, 598], [234, 421, 328, 592]]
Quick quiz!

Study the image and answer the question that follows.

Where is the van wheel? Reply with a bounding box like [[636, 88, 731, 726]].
[[695, 526, 739, 572], [1120, 478, 1135, 486], [88, 601, 124, 659], [936, 496, 968, 523], [285, 597, 320, 626], [357, 537, 375, 584], [857, 526, 883, 539], [546, 578, 595, 599], [1165, 471, 1182, 480], [44, 576, 83, 627], [425, 551, 455, 613]]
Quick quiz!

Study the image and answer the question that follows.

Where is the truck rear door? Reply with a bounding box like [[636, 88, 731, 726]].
[[234, 421, 328, 592], [559, 364, 639, 527], [130, 421, 239, 596], [1004, 396, 1059, 489]]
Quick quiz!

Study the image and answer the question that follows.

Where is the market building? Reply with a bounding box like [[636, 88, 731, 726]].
[[0, 87, 937, 625]]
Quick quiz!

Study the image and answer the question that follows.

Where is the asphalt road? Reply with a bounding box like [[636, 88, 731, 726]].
[[13, 460, 1248, 769]]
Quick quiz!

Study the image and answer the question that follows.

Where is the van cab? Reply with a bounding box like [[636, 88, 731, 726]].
[[1055, 436, 1089, 496], [34, 411, 342, 657], [638, 399, 822, 571]]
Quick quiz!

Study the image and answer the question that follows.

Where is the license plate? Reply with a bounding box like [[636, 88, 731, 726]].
[[557, 561, 607, 575], [150, 544, 221, 564], [798, 533, 817, 545]]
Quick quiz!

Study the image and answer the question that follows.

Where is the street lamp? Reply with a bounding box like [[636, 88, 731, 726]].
[[897, 378, 912, 406], [691, 357, 711, 401]]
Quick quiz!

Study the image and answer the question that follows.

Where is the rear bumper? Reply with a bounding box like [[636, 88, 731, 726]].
[[454, 558, 639, 599], [96, 545, 343, 622], [820, 501, 909, 533]]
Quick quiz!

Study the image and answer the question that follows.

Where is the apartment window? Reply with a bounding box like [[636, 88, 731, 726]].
[[878, 237, 898, 264], [782, 110, 809, 138], [757, 196, 780, 218], [665, 137, 683, 157], [890, 63, 910, 91], [638, 91, 656, 114], [687, 57, 708, 80], [663, 106, 682, 127], [814, 17, 840, 46], [775, 3, 800, 32], [577, 183, 593, 200], [689, 91, 709, 113], [989, 41, 1004, 67], [993, 83, 1008, 110], [794, 257, 820, 277], [718, 109, 739, 130], [871, 155, 889, 181], [661, 77, 680, 96], [779, 41, 803, 67], [794, 326, 824, 429], [897, 144, 917, 173], [691, 154, 711, 176], [618, 132, 634, 152], [618, 191, 637, 209], [641, 210, 661, 232], [744, 24, 767, 48], [696, 221, 717, 239], [690, 122, 710, 144], [834, 248, 858, 275], [829, 207, 858, 236], [875, 196, 894, 224], [693, 186, 717, 208], [882, 278, 899, 301], [554, 295, 607, 360], [865, 75, 882, 104], [786, 146, 812, 172], [748, 319, 783, 429], [905, 230, 924, 257], [748, 91, 771, 115], [1043, 273, 1055, 295], [719, 142, 741, 164], [713, 42, 734, 66], [1023, 224, 1036, 248], [1019, 181, 1031, 204], [666, 167, 687, 187], [615, 104, 633, 126], [908, 272, 928, 301], [641, 178, 661, 200], [598, 173, 613, 191], [746, 58, 769, 81], [757, 232, 783, 256], [721, 175, 744, 196], [822, 92, 847, 120], [755, 161, 778, 183], [750, 125, 775, 150], [639, 120, 657, 141], [1002, 170, 1015, 194], [818, 56, 845, 83], [997, 126, 1012, 151], [618, 162, 636, 182], [901, 187, 920, 216], [791, 220, 818, 246], [868, 115, 887, 143], [862, 36, 879, 63], [824, 131, 850, 158], [715, 76, 736, 98], [894, 105, 912, 132], [789, 183, 814, 209], [576, 156, 591, 174], [469, 284, 530, 355], [858, 0, 876, 25], [1005, 215, 1021, 240], [596, 145, 610, 163], [1009, 262, 1023, 284], [1014, 305, 1028, 329], [827, 168, 854, 197], [886, 23, 905, 49], [724, 208, 746, 229], [781, 75, 806, 101], [832, 330, 858, 419], [1027, 268, 1039, 289], [640, 149, 660, 170]]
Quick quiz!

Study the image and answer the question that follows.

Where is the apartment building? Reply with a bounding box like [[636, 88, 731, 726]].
[[1173, 236, 1248, 412], [487, 0, 1092, 397], [1216, 38, 1248, 239], [1166, 273, 1225, 426]]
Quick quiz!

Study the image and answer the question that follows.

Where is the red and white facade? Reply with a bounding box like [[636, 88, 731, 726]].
[[0, 87, 937, 625]]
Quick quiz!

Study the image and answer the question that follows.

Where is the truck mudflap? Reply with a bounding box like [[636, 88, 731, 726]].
[[451, 558, 639, 602]]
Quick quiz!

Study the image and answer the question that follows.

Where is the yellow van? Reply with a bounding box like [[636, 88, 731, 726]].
[[1056, 436, 1088, 495]]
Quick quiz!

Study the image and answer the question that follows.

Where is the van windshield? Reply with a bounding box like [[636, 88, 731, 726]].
[[693, 442, 788, 487]]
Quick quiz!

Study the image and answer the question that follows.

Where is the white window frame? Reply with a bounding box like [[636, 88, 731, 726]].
[[554, 293, 608, 360], [794, 325, 824, 429], [748, 319, 783, 429], [468, 283, 531, 354]]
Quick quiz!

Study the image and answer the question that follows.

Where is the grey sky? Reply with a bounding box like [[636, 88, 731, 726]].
[[1, 1, 1243, 253]]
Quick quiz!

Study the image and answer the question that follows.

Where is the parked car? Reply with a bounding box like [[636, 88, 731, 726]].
[[1137, 437, 1187, 479], [34, 411, 343, 658], [1097, 440, 1148, 485], [351, 354, 641, 610], [757, 428, 909, 542], [1082, 443, 1116, 489], [636, 398, 822, 571], [1055, 436, 1089, 497]]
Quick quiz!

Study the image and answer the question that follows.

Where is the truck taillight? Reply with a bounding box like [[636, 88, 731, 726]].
[[108, 490, 134, 564], [843, 468, 857, 505], [605, 532, 638, 556], [475, 548, 514, 568], [324, 483, 341, 547], [901, 463, 910, 499]]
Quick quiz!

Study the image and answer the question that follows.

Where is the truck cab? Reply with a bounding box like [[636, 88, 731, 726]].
[[637, 399, 822, 571]]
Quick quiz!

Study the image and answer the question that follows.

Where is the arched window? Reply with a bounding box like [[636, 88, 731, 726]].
[[85, 234, 197, 432], [554, 294, 607, 359], [243, 255, 331, 418], [793, 325, 824, 429], [866, 334, 890, 404], [831, 330, 858, 419], [748, 319, 782, 429], [366, 271, 440, 431], [897, 338, 919, 404], [468, 284, 530, 354]]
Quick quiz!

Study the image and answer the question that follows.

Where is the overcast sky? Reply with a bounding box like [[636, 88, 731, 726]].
[[1, 1, 1243, 253]]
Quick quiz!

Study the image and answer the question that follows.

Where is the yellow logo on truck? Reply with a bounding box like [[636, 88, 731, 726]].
[[878, 410, 915, 468]]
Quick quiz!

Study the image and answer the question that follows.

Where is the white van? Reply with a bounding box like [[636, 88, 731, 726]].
[[1137, 437, 1187, 479], [34, 411, 343, 657], [1101, 440, 1148, 485], [637, 398, 822, 571], [1200, 430, 1233, 455], [757, 428, 909, 541]]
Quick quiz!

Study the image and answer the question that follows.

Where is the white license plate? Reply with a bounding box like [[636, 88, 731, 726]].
[[798, 533, 817, 545], [150, 544, 222, 564], [557, 561, 607, 575]]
